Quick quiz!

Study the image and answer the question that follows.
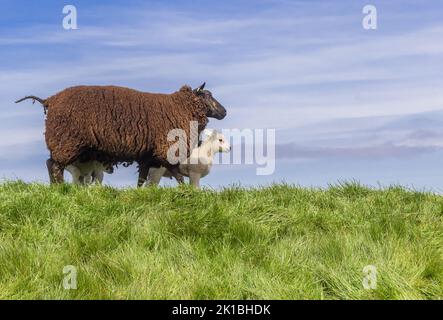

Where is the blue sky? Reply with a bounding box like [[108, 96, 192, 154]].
[[1, 0, 443, 190]]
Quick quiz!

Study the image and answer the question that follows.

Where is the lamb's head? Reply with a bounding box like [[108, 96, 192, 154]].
[[204, 129, 231, 154], [104, 163, 114, 174], [193, 83, 227, 120]]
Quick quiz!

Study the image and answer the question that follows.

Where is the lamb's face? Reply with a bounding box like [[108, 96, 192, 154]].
[[209, 132, 231, 154], [104, 164, 114, 174]]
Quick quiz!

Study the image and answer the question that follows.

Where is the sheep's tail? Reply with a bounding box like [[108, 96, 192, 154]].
[[15, 96, 48, 114]]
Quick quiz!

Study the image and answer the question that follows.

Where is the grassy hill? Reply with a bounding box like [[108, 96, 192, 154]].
[[0, 181, 442, 299]]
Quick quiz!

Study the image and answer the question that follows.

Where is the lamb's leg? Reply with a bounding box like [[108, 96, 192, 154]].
[[93, 171, 104, 184], [46, 158, 64, 184], [188, 172, 201, 189], [166, 165, 185, 184], [137, 163, 150, 187], [71, 169, 82, 185], [83, 174, 93, 185], [173, 172, 185, 184], [147, 167, 166, 186]]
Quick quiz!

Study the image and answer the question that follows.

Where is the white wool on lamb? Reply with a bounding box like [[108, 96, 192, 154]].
[[147, 130, 231, 188], [65, 161, 113, 185]]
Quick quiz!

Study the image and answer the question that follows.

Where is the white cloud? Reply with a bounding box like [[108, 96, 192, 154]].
[[2, 2, 443, 185]]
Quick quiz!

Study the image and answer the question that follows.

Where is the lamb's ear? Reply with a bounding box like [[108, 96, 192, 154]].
[[200, 128, 215, 141], [209, 130, 218, 140]]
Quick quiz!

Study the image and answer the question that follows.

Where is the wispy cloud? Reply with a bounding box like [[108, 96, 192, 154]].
[[1, 0, 443, 187], [276, 143, 438, 160]]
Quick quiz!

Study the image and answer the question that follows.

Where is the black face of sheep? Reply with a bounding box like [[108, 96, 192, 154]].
[[193, 83, 227, 120]]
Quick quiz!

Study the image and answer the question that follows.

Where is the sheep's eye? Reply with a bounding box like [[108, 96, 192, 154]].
[[219, 139, 223, 143]]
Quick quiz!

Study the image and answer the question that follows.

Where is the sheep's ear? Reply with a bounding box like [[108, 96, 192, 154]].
[[194, 82, 206, 93]]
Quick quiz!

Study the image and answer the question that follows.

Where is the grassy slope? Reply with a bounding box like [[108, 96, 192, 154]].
[[0, 181, 442, 299]]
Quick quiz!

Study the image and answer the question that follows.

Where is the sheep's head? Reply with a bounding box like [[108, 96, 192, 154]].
[[193, 83, 227, 120]]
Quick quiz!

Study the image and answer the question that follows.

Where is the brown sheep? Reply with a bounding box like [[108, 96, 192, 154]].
[[16, 83, 227, 184]]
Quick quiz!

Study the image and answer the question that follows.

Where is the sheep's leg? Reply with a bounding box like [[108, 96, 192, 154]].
[[46, 158, 64, 184], [188, 172, 201, 189], [137, 163, 150, 187]]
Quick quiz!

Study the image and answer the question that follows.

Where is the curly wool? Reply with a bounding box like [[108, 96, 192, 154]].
[[44, 85, 208, 166]]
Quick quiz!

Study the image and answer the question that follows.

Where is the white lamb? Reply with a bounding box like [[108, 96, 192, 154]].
[[147, 130, 231, 188], [65, 160, 113, 185]]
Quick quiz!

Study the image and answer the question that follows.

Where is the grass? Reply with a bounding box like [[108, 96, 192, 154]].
[[0, 181, 442, 299]]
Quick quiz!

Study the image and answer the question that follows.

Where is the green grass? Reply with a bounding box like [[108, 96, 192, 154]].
[[0, 181, 442, 299]]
